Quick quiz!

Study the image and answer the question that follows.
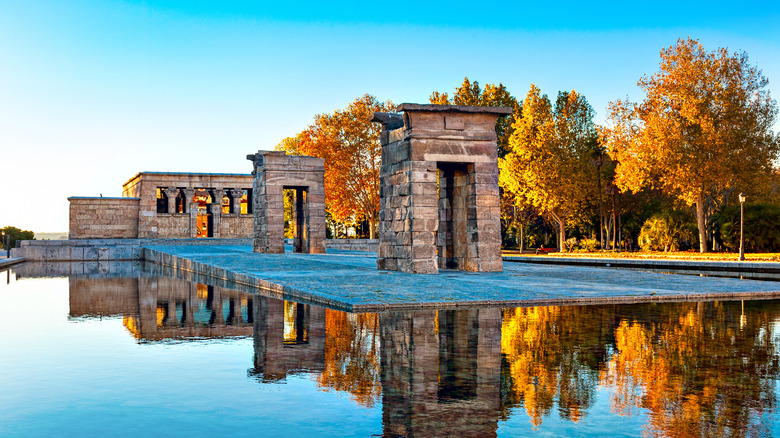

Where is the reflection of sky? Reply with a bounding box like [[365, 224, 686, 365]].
[[193, 299, 211, 326], [4, 273, 780, 436], [0, 275, 381, 437]]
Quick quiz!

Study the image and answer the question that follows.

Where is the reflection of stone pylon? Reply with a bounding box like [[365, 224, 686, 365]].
[[379, 308, 502, 437]]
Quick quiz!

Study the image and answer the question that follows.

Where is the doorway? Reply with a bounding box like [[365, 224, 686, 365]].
[[283, 186, 309, 253], [437, 163, 474, 269]]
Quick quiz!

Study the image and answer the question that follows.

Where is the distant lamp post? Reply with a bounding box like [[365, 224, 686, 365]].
[[739, 192, 747, 262]]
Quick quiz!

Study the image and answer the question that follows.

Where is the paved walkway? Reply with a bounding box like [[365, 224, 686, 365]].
[[144, 245, 780, 312], [0, 257, 26, 270]]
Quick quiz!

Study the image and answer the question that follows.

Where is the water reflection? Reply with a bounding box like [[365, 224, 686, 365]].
[[50, 264, 780, 436], [66, 273, 255, 341]]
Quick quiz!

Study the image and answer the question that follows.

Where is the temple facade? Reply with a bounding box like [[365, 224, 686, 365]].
[[69, 172, 254, 239]]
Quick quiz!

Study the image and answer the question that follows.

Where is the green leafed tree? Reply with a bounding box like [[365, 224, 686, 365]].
[[1, 226, 34, 249]]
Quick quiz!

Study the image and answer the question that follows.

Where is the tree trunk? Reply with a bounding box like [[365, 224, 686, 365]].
[[551, 213, 566, 251], [695, 193, 709, 253], [519, 226, 525, 251], [616, 194, 622, 252], [611, 191, 617, 251], [369, 216, 376, 239], [596, 166, 605, 249], [558, 218, 566, 251]]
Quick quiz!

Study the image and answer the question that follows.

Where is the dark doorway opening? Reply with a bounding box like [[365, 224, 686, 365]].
[[283, 186, 310, 253], [437, 163, 475, 270]]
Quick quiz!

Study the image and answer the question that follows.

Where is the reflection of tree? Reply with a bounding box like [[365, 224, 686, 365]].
[[317, 310, 381, 407], [601, 301, 780, 437], [500, 301, 780, 433], [500, 306, 607, 427]]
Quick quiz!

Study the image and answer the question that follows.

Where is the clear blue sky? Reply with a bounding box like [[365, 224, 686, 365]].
[[2, 0, 779, 232]]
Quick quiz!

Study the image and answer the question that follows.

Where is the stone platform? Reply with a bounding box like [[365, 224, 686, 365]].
[[144, 245, 780, 312]]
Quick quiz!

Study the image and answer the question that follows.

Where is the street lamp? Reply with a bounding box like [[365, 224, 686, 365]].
[[739, 192, 747, 262]]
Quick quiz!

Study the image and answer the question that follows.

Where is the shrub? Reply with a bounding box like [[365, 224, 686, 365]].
[[564, 237, 579, 252], [580, 238, 599, 252], [638, 210, 695, 252]]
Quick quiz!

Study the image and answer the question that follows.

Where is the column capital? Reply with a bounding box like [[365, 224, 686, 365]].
[[163, 188, 180, 198]]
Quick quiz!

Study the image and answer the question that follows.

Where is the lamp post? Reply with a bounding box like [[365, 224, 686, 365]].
[[739, 192, 746, 262]]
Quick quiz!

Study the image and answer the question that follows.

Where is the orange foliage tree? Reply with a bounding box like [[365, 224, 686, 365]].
[[601, 38, 779, 252], [276, 95, 395, 238]]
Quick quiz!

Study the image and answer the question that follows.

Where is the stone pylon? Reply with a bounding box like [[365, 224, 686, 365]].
[[371, 104, 511, 274], [246, 151, 326, 254]]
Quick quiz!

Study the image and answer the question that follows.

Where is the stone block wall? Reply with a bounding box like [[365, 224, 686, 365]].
[[122, 172, 254, 239], [372, 104, 509, 274], [220, 215, 254, 238], [247, 151, 326, 254], [69, 197, 140, 239]]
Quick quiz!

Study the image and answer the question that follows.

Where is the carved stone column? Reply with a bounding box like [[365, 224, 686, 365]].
[[163, 188, 179, 214], [182, 188, 196, 238], [230, 188, 244, 215], [211, 188, 224, 238]]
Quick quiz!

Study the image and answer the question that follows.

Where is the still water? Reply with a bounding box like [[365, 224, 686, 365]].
[[1, 263, 779, 437]]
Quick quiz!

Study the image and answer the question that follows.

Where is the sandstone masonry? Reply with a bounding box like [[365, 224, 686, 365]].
[[372, 104, 511, 274], [68, 172, 254, 240], [247, 151, 326, 254]]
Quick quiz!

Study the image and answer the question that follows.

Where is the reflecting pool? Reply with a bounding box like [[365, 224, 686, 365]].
[[2, 262, 780, 437]]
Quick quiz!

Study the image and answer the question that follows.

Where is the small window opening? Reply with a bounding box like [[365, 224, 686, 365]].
[[156, 188, 168, 213]]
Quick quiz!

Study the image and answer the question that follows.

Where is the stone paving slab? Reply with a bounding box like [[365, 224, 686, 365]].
[[0, 257, 26, 270], [144, 245, 780, 312]]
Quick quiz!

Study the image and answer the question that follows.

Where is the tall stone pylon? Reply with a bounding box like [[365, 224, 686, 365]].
[[371, 104, 511, 274]]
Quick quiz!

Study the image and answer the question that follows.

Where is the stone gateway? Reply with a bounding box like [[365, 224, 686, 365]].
[[371, 104, 511, 274], [247, 150, 327, 254]]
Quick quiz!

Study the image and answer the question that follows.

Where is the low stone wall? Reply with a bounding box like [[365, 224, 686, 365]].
[[11, 237, 376, 262], [69, 197, 140, 239], [13, 238, 252, 261], [325, 239, 378, 252]]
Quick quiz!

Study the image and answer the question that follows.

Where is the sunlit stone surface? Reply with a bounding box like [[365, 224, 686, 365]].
[[372, 104, 512, 274]]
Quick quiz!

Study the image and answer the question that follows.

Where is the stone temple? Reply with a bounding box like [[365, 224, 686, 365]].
[[247, 150, 326, 254], [372, 104, 511, 274], [69, 172, 255, 239]]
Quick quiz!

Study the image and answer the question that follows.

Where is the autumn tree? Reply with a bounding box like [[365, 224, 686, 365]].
[[430, 77, 520, 157], [500, 85, 598, 251], [601, 38, 779, 252], [432, 78, 532, 247], [277, 94, 394, 238]]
